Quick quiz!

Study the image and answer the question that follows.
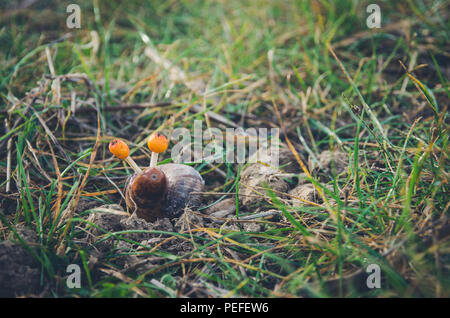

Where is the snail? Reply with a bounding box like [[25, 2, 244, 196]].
[[109, 134, 204, 222]]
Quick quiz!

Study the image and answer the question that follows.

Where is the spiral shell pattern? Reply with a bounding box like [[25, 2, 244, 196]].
[[125, 163, 204, 221]]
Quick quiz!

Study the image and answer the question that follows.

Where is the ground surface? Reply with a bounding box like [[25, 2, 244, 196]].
[[0, 0, 449, 297]]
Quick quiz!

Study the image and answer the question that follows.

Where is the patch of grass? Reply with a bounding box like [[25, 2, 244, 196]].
[[0, 0, 448, 297]]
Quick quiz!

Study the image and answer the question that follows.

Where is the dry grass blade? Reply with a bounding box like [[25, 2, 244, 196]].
[[57, 111, 102, 254], [140, 32, 239, 129], [272, 100, 335, 222]]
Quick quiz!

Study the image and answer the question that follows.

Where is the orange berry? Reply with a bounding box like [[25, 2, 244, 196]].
[[147, 133, 168, 153], [109, 139, 130, 160]]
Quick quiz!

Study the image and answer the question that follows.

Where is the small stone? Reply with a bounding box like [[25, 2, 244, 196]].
[[289, 183, 333, 207], [204, 198, 236, 215], [314, 150, 349, 175], [243, 222, 262, 232]]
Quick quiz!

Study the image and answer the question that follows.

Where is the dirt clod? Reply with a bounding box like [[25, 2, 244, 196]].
[[242, 222, 262, 232], [174, 210, 204, 232], [120, 214, 174, 242], [289, 183, 333, 207], [0, 240, 40, 297], [87, 210, 125, 234], [239, 163, 289, 207], [238, 147, 305, 208], [314, 149, 349, 175]]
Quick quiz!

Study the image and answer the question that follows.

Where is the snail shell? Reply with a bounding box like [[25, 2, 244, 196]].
[[125, 163, 205, 222]]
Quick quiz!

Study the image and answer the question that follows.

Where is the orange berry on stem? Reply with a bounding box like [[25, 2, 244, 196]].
[[147, 133, 169, 153], [109, 139, 130, 160]]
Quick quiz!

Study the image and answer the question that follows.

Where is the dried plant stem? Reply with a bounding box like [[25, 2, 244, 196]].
[[5, 119, 12, 193], [125, 157, 143, 174], [149, 152, 158, 168]]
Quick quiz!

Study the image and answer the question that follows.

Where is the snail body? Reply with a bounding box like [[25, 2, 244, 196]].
[[125, 163, 205, 222]]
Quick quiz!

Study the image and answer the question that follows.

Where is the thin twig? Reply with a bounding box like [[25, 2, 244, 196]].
[[5, 119, 12, 193]]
